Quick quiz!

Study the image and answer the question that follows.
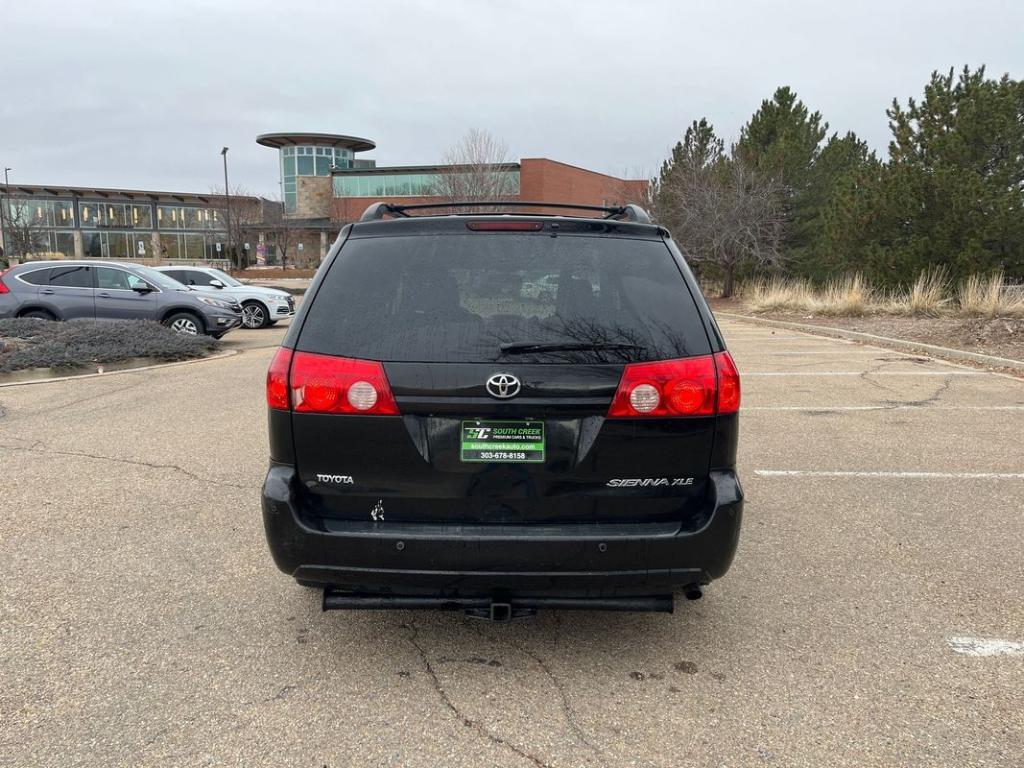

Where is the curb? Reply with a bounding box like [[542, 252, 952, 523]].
[[0, 349, 240, 388], [716, 312, 1024, 372]]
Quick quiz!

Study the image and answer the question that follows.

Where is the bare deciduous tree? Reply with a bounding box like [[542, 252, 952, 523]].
[[261, 200, 296, 268], [430, 129, 518, 209], [656, 147, 785, 297], [209, 186, 268, 268], [3, 200, 48, 261]]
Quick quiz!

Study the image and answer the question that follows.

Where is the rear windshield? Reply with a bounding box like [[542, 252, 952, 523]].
[[299, 233, 711, 363]]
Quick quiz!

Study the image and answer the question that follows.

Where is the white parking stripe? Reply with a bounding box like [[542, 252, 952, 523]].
[[743, 371, 987, 377], [745, 405, 1024, 411], [726, 338, 858, 343], [756, 470, 1024, 479], [947, 637, 1024, 657]]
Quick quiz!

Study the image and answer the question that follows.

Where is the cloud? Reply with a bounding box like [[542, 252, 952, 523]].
[[1, 0, 1021, 196]]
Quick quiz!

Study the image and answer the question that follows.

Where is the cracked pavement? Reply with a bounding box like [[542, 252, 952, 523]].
[[2, 320, 1023, 767]]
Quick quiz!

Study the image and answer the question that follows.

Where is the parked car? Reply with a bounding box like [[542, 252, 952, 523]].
[[155, 266, 295, 329], [0, 260, 242, 338], [262, 202, 742, 620]]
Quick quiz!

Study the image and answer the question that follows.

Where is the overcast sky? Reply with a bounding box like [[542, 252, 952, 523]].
[[2, 0, 1022, 198]]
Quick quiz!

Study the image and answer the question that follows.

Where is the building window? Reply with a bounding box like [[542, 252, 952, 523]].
[[296, 155, 315, 176], [83, 231, 134, 259], [332, 171, 520, 198], [4, 198, 76, 228], [278, 144, 349, 212], [156, 205, 222, 231], [157, 232, 231, 261]]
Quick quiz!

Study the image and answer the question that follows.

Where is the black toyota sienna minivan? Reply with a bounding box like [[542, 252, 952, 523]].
[[262, 202, 742, 619]]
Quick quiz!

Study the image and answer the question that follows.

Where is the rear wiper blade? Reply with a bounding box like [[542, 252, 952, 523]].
[[499, 341, 643, 355]]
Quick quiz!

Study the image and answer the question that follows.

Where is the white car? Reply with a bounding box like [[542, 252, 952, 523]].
[[155, 266, 295, 328]]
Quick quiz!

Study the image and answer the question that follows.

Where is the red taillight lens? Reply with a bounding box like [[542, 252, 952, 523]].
[[289, 351, 398, 415], [266, 347, 293, 410], [608, 355, 718, 418], [714, 351, 741, 414], [607, 352, 741, 418], [0, 270, 10, 295]]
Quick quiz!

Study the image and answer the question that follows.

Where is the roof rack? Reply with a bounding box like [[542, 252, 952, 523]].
[[358, 201, 652, 224]]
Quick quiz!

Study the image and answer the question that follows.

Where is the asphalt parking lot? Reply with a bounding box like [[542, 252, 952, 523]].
[[2, 318, 1022, 767]]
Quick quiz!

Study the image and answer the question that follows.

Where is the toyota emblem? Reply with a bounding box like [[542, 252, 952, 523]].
[[485, 373, 521, 399]]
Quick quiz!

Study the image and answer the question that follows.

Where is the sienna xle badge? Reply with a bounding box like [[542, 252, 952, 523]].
[[262, 201, 742, 620]]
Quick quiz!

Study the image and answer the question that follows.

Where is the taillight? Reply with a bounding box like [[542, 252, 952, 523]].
[[289, 351, 398, 415], [714, 351, 741, 414], [266, 347, 293, 410], [607, 352, 741, 418], [0, 270, 10, 295]]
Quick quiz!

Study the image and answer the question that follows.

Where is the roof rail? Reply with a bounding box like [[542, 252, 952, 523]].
[[358, 200, 652, 224]]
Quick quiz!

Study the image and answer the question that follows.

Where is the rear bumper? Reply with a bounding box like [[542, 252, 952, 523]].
[[261, 465, 743, 597]]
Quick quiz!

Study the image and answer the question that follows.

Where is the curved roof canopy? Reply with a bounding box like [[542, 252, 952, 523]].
[[256, 132, 376, 152]]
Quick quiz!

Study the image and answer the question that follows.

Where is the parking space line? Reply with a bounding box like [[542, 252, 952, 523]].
[[755, 470, 1024, 479], [947, 637, 1024, 657], [743, 371, 987, 377], [745, 405, 1024, 411], [725, 338, 858, 343]]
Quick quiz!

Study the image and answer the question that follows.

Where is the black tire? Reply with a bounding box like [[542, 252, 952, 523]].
[[241, 300, 271, 329], [163, 311, 204, 336], [266, 320, 279, 327], [19, 308, 57, 321]]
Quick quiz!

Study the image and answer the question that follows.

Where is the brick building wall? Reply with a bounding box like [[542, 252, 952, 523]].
[[330, 159, 648, 223], [517, 159, 647, 212], [333, 194, 439, 223]]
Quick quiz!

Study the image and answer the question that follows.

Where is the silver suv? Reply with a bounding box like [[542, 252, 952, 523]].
[[0, 261, 242, 338], [155, 266, 295, 328]]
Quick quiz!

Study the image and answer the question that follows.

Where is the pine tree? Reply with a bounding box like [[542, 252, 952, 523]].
[[734, 87, 832, 269], [825, 66, 1024, 285], [799, 132, 879, 279]]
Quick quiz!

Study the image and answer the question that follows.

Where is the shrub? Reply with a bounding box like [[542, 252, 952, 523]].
[[901, 268, 950, 316], [744, 277, 817, 313], [0, 319, 219, 373], [957, 271, 1024, 317], [738, 269, 1021, 318], [817, 274, 872, 316]]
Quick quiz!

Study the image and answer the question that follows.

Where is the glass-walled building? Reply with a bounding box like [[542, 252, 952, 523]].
[[257, 132, 376, 215], [333, 167, 521, 197], [1, 130, 648, 268], [0, 186, 250, 262]]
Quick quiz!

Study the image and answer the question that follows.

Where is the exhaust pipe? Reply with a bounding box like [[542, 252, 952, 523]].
[[683, 585, 703, 601]]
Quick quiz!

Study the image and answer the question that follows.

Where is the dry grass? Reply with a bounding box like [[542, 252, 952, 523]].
[[741, 269, 1024, 317], [745, 277, 816, 313], [957, 271, 1024, 317], [818, 274, 872, 316], [895, 268, 950, 316], [745, 274, 873, 315]]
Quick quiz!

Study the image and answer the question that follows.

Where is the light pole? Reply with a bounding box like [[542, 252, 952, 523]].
[[1, 167, 10, 262], [220, 147, 233, 267]]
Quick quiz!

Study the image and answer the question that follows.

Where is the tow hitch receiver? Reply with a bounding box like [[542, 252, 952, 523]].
[[321, 590, 674, 619]]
